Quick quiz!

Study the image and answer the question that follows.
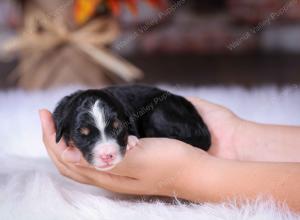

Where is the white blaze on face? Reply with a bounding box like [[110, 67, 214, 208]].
[[90, 100, 107, 142], [89, 100, 122, 170]]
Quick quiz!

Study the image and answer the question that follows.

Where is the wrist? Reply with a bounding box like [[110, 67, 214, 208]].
[[232, 119, 261, 161], [174, 148, 221, 202], [208, 115, 247, 161]]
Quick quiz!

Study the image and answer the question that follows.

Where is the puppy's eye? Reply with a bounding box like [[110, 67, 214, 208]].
[[112, 119, 121, 129], [80, 127, 90, 136]]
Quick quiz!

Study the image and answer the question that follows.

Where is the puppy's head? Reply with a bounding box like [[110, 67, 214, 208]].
[[53, 90, 129, 171]]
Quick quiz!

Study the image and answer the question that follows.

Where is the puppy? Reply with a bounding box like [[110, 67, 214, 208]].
[[53, 85, 211, 171]]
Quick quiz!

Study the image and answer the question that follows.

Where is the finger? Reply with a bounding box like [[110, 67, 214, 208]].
[[72, 165, 141, 194], [39, 109, 85, 165], [186, 97, 212, 110], [57, 148, 139, 191], [39, 109, 67, 154], [186, 97, 224, 115], [39, 110, 141, 193], [61, 147, 83, 164], [53, 148, 142, 194], [39, 109, 56, 136], [46, 141, 91, 184]]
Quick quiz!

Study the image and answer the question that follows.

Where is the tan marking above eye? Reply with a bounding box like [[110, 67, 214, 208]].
[[80, 127, 90, 136], [112, 119, 120, 129]]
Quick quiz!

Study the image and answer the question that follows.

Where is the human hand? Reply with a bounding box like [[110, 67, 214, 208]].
[[187, 97, 243, 160], [40, 109, 210, 197]]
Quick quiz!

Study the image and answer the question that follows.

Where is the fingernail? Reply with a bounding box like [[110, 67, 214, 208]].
[[62, 148, 81, 163]]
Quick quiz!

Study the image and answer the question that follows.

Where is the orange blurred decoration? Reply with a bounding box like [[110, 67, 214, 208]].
[[74, 0, 165, 25]]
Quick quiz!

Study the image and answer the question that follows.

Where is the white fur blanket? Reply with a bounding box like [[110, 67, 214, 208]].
[[0, 85, 299, 220]]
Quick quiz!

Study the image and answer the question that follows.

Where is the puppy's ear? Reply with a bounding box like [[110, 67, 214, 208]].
[[54, 117, 66, 144], [53, 91, 82, 144]]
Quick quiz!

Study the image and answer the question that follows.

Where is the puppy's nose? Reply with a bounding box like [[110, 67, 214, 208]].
[[100, 153, 116, 163]]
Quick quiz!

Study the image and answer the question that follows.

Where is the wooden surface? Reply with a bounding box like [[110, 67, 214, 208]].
[[131, 53, 300, 87], [1, 53, 300, 89]]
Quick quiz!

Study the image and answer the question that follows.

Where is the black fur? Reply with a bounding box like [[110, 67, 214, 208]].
[[53, 85, 211, 164]]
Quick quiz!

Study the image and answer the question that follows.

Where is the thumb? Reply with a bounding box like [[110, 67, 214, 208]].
[[39, 109, 56, 136]]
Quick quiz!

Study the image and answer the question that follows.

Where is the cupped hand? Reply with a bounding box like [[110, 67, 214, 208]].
[[40, 96, 243, 198], [39, 109, 209, 197], [187, 97, 243, 160]]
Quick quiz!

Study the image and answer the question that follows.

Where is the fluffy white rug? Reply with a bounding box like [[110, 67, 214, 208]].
[[0, 85, 299, 220]]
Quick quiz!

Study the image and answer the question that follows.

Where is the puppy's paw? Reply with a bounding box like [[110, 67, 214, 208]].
[[127, 135, 139, 151]]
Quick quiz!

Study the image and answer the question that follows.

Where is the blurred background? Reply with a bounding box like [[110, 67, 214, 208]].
[[0, 0, 300, 90]]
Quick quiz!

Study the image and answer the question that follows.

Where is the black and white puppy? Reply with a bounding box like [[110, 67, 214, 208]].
[[53, 85, 211, 171]]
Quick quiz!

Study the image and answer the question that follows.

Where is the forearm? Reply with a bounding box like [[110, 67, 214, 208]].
[[178, 152, 300, 212], [234, 120, 300, 162]]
